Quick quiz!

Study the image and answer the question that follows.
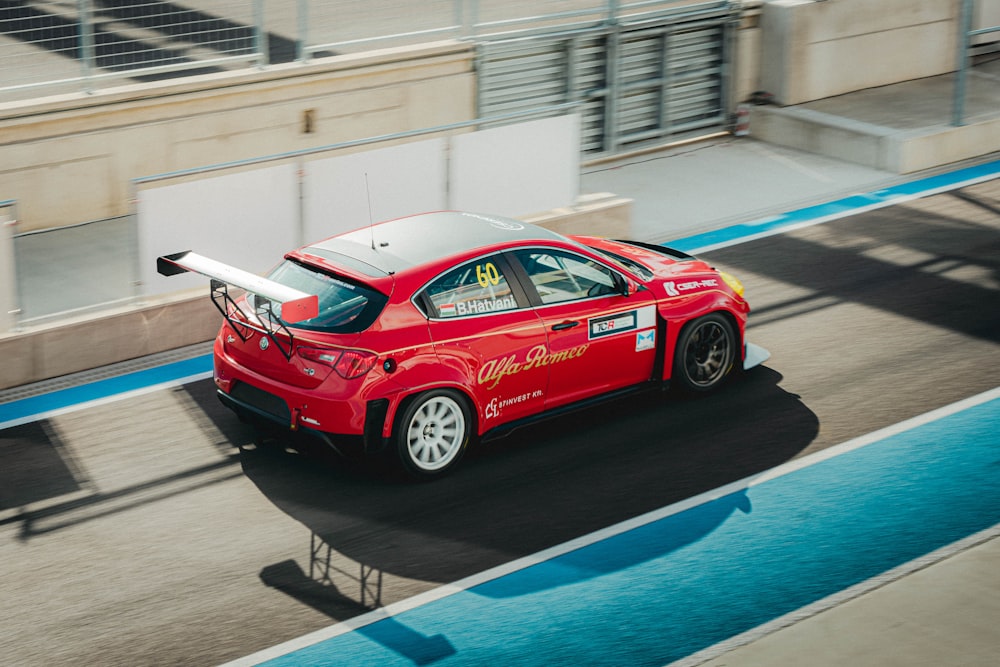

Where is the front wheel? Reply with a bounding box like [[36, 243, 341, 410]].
[[672, 313, 736, 394], [394, 389, 471, 479]]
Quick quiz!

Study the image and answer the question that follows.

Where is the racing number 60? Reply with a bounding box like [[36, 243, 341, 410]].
[[477, 262, 501, 288]]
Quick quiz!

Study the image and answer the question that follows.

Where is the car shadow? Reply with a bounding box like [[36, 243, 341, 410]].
[[241, 365, 818, 622]]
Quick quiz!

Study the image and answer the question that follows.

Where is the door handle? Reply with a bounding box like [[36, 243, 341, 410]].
[[551, 320, 580, 331]]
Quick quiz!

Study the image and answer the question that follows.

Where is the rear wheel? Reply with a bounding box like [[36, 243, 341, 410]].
[[673, 313, 736, 393], [395, 389, 471, 478]]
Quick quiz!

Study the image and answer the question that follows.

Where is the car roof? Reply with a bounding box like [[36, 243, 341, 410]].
[[304, 211, 571, 277]]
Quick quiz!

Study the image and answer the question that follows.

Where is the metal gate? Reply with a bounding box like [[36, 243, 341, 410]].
[[476, 1, 737, 156]]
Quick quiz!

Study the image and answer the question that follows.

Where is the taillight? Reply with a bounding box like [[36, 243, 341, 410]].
[[297, 347, 377, 380]]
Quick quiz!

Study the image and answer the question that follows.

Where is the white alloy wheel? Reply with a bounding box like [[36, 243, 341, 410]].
[[397, 390, 470, 477]]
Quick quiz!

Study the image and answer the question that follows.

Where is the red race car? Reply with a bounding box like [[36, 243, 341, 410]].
[[158, 211, 768, 478]]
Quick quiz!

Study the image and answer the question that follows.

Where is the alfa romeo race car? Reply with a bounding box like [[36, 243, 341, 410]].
[[158, 211, 768, 478]]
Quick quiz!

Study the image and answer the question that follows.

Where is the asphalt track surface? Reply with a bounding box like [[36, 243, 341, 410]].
[[1, 177, 999, 665]]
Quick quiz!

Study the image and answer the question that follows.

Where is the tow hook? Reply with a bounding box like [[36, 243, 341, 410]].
[[291, 407, 300, 431]]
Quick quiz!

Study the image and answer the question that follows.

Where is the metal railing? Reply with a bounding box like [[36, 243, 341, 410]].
[[0, 1, 711, 101], [0, 0, 264, 99]]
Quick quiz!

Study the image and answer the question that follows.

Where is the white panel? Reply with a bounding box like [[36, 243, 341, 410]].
[[137, 164, 298, 296], [302, 139, 447, 244], [450, 114, 580, 218]]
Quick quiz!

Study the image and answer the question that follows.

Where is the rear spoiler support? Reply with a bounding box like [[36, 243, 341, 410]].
[[157, 251, 319, 362], [208, 279, 296, 360]]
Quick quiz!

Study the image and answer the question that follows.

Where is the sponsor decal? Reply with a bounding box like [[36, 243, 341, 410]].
[[438, 296, 516, 318], [485, 389, 545, 420], [664, 278, 719, 297], [455, 295, 517, 316], [476, 262, 502, 287], [478, 343, 589, 390], [635, 329, 655, 351], [461, 212, 525, 231], [589, 310, 638, 340]]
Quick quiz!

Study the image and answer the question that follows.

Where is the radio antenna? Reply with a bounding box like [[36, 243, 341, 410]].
[[365, 172, 375, 251]]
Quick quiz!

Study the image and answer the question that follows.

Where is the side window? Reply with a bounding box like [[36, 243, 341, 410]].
[[423, 256, 519, 318], [514, 249, 620, 305]]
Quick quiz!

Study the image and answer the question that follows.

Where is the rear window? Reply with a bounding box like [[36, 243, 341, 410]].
[[250, 259, 387, 333]]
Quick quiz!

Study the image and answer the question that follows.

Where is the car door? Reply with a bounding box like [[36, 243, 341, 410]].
[[509, 248, 658, 409], [419, 253, 549, 429]]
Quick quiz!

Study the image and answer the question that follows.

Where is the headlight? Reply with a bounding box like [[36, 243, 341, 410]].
[[718, 271, 745, 298]]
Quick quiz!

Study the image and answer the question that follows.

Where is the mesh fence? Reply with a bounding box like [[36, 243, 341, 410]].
[[0, 1, 710, 100], [0, 0, 263, 100]]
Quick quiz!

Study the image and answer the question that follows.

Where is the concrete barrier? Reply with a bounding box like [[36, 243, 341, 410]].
[[759, 0, 956, 106], [0, 292, 219, 390]]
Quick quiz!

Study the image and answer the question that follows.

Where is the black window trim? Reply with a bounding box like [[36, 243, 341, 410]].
[[503, 245, 632, 309]]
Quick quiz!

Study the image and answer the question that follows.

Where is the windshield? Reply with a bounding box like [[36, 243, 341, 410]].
[[586, 245, 655, 281], [248, 259, 388, 333]]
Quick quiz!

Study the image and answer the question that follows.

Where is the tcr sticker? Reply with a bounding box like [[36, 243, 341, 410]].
[[589, 310, 637, 339], [588, 305, 656, 340]]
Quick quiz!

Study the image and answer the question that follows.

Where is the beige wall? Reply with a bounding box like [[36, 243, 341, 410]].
[[759, 0, 958, 105], [0, 41, 475, 233]]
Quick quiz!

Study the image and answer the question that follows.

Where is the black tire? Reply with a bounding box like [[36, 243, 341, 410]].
[[672, 313, 737, 394], [394, 389, 471, 479]]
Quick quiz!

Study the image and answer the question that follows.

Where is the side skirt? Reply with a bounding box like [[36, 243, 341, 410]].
[[481, 380, 664, 443]]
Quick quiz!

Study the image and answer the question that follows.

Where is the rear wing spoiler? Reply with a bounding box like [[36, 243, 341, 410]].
[[157, 251, 318, 360]]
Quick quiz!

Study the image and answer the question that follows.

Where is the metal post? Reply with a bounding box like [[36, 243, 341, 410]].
[[469, 0, 479, 38], [607, 0, 620, 26], [297, 0, 309, 62], [455, 0, 466, 39], [603, 29, 620, 153], [1, 201, 22, 332], [77, 0, 96, 93], [952, 0, 974, 127], [254, 0, 269, 68], [659, 28, 673, 139], [128, 182, 143, 303]]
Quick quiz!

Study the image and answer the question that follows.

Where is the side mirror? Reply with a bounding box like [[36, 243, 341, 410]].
[[618, 275, 639, 297]]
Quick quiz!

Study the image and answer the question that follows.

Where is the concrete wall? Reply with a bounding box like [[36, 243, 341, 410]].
[[0, 41, 475, 233], [759, 0, 958, 105]]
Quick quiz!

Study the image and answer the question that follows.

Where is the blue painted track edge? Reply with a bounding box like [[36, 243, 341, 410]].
[[671, 159, 1000, 254], [0, 355, 213, 430], [222, 386, 1000, 667]]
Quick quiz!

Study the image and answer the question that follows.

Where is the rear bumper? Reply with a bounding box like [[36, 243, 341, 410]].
[[214, 334, 369, 435], [218, 387, 366, 453]]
